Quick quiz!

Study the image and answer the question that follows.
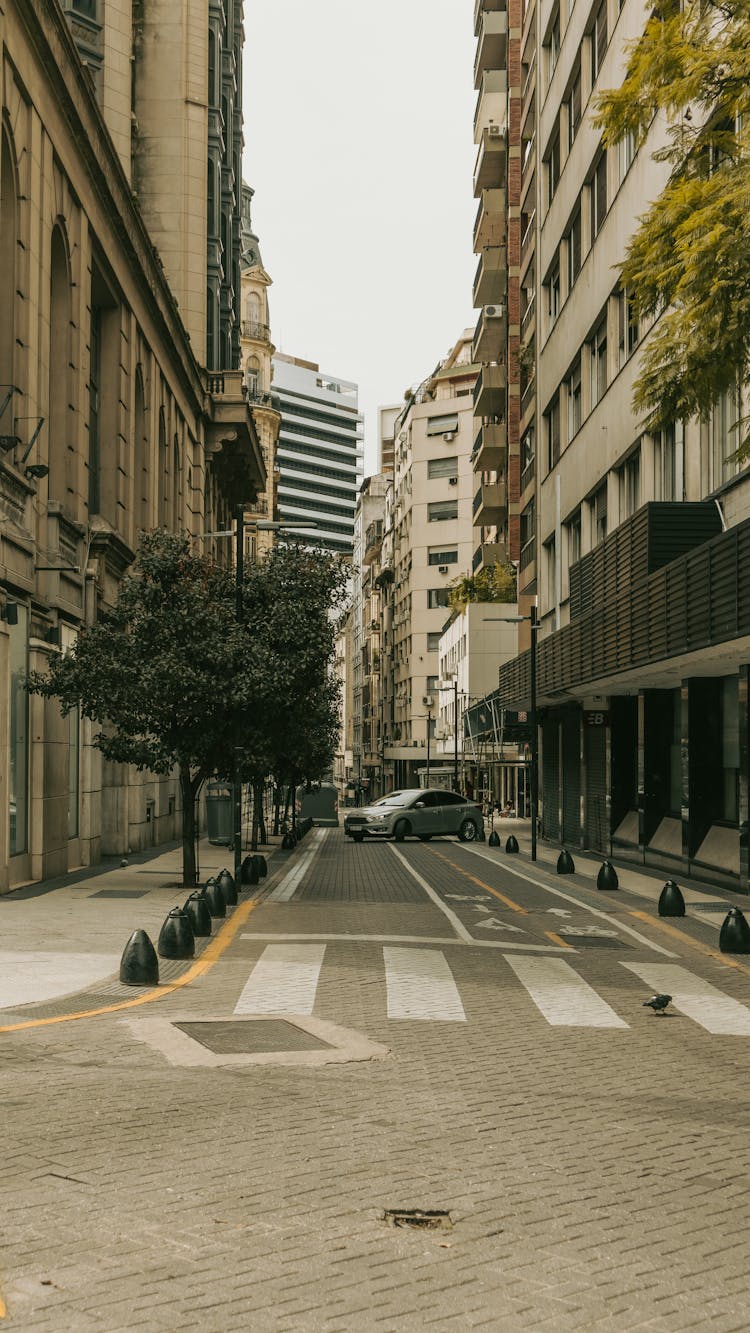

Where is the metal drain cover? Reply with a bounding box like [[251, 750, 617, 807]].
[[383, 1209, 453, 1231], [174, 1020, 332, 1054], [89, 889, 149, 898]]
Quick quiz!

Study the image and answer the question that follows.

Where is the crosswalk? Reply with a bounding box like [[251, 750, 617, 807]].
[[233, 942, 750, 1035]]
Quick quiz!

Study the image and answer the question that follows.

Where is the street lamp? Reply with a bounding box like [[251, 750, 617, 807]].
[[232, 508, 318, 883], [482, 605, 538, 862]]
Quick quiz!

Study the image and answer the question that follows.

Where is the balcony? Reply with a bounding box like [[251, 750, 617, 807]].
[[473, 304, 504, 362], [473, 188, 506, 252], [474, 0, 506, 32], [473, 363, 506, 417], [204, 369, 266, 503], [520, 375, 536, 420], [520, 290, 536, 339], [473, 126, 507, 197], [362, 519, 384, 566], [473, 479, 507, 526], [473, 246, 507, 308], [474, 8, 508, 87], [472, 539, 508, 572], [241, 319, 270, 343], [472, 419, 506, 472], [520, 209, 536, 263], [474, 70, 508, 143]]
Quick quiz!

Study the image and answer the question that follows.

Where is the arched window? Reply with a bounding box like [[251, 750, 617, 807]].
[[0, 127, 18, 406], [245, 355, 261, 399], [133, 366, 149, 537], [48, 225, 72, 504]]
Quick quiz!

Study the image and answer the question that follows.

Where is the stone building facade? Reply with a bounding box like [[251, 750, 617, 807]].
[[0, 0, 264, 891]]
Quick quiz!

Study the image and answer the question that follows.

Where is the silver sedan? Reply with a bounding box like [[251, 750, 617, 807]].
[[344, 789, 484, 843]]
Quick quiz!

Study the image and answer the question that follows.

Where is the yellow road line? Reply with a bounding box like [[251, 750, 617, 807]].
[[545, 931, 573, 949], [0, 1290, 6, 1318], [429, 848, 529, 915], [0, 895, 261, 1034], [628, 910, 750, 979]]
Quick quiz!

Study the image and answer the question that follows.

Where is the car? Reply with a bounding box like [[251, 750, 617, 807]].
[[344, 788, 484, 843]]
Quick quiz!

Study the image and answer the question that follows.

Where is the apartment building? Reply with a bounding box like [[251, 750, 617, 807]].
[[0, 0, 263, 891], [272, 356, 364, 556], [351, 475, 390, 801], [384, 332, 479, 789], [494, 0, 750, 890]]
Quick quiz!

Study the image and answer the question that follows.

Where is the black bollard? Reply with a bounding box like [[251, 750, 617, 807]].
[[658, 880, 685, 917], [282, 833, 294, 850], [216, 868, 237, 905], [557, 849, 575, 875], [120, 929, 159, 986], [158, 907, 195, 960], [505, 834, 519, 854], [254, 854, 267, 880], [720, 907, 750, 954], [597, 860, 619, 891], [488, 830, 500, 847], [185, 891, 212, 937], [204, 879, 227, 918]]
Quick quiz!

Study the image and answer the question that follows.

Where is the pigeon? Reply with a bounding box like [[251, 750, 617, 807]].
[[643, 993, 672, 1014]]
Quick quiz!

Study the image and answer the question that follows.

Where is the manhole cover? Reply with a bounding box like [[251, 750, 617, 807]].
[[383, 1209, 453, 1231], [89, 889, 149, 899], [173, 1020, 332, 1054]]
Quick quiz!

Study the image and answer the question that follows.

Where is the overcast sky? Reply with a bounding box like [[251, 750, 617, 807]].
[[242, 1, 478, 476]]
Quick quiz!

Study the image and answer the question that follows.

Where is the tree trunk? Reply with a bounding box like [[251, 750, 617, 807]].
[[180, 764, 197, 886], [283, 784, 291, 828], [273, 780, 282, 836], [253, 780, 267, 846]]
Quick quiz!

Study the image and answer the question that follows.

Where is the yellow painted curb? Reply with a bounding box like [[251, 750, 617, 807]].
[[545, 931, 573, 949], [628, 910, 750, 979], [0, 895, 261, 1034], [429, 847, 529, 915]]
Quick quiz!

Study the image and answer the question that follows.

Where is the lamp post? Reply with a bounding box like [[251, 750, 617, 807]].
[[231, 509, 318, 884], [482, 606, 539, 862]]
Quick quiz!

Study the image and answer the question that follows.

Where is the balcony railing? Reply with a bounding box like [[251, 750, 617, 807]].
[[242, 319, 270, 342], [520, 291, 536, 337]]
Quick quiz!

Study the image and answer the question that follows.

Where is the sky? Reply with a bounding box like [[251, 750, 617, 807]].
[[242, 1, 478, 477]]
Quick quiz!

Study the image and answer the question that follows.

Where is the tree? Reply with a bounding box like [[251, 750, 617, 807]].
[[595, 0, 750, 450], [448, 561, 517, 614], [27, 531, 246, 886]]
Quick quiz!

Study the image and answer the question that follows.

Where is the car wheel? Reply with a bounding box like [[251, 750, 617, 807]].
[[352, 833, 364, 843], [419, 834, 432, 841], [458, 818, 479, 843], [393, 819, 410, 842]]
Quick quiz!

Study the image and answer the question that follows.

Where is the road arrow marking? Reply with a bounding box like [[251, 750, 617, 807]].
[[475, 918, 525, 933], [559, 925, 617, 938], [547, 909, 572, 918]]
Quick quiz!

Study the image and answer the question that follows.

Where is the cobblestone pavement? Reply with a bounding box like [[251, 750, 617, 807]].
[[3, 829, 750, 1330]]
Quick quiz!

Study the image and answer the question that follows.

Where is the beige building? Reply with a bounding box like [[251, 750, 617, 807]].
[[351, 474, 390, 801], [384, 332, 479, 789], [492, 0, 750, 889], [0, 0, 263, 892], [239, 184, 281, 559]]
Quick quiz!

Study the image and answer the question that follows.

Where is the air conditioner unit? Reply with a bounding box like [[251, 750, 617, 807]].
[[448, 477, 458, 486], [422, 694, 434, 707], [485, 304, 504, 319], [438, 565, 448, 574], [443, 431, 456, 441], [488, 123, 503, 138]]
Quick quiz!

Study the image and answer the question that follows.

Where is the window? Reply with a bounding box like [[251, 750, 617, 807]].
[[590, 151, 607, 239], [427, 631, 442, 651], [520, 500, 535, 548], [619, 129, 636, 181], [546, 261, 561, 325], [545, 394, 560, 470], [567, 66, 582, 149], [653, 424, 677, 501], [568, 207, 582, 288], [428, 588, 451, 609], [592, 483, 608, 544], [620, 448, 641, 517], [426, 676, 439, 692], [428, 455, 458, 479], [426, 413, 459, 436], [591, 0, 608, 85], [567, 359, 582, 438], [428, 549, 458, 565], [547, 135, 560, 206], [428, 500, 458, 522], [521, 426, 535, 481], [9, 606, 28, 856], [546, 11, 560, 83], [589, 315, 608, 407], [568, 510, 582, 566], [710, 386, 740, 488], [442, 791, 467, 805], [617, 287, 639, 367], [544, 536, 557, 608]]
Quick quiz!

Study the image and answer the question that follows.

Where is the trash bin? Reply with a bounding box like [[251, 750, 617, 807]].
[[205, 783, 233, 845]]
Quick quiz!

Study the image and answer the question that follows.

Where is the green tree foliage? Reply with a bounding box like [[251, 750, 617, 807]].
[[448, 561, 517, 614], [27, 531, 346, 884], [595, 0, 750, 448]]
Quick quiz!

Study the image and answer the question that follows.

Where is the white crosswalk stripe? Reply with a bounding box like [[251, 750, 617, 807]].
[[383, 947, 466, 1022], [233, 943, 326, 1015], [504, 954, 629, 1028], [622, 962, 750, 1035]]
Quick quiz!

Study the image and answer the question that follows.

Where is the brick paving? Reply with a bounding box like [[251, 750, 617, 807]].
[[2, 828, 750, 1329]]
